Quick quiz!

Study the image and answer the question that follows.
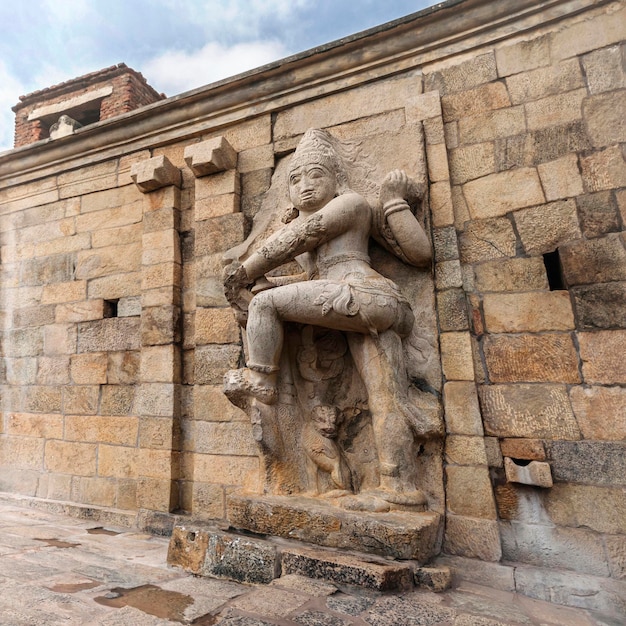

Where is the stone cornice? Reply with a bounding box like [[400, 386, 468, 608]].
[[0, 0, 606, 189]]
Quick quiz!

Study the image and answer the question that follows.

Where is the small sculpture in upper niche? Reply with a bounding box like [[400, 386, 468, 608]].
[[223, 128, 442, 511]]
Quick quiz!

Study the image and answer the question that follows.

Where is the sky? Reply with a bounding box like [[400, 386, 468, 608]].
[[0, 0, 441, 152]]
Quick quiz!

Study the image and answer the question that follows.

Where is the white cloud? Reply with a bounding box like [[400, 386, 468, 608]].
[[142, 39, 289, 95]]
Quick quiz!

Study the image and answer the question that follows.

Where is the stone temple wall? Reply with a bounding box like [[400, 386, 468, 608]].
[[0, 0, 624, 614]]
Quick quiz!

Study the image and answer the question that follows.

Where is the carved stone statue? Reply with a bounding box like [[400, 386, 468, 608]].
[[223, 128, 442, 512]]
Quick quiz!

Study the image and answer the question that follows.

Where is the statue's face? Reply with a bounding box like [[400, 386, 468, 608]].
[[288, 163, 336, 212]]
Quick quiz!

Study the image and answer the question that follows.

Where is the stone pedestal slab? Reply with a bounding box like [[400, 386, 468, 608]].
[[227, 494, 443, 562]]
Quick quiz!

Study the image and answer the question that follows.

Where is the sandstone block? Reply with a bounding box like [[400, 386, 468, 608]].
[[495, 34, 550, 77], [6, 412, 63, 439], [430, 181, 453, 227], [195, 193, 240, 221], [435, 260, 462, 290], [194, 385, 247, 422], [443, 515, 501, 561], [36, 356, 70, 385], [71, 476, 116, 508], [436, 289, 468, 332], [449, 142, 495, 185], [583, 91, 626, 148], [500, 438, 545, 461], [22, 385, 62, 413], [237, 144, 274, 174], [463, 168, 544, 219], [432, 226, 459, 262], [537, 154, 583, 202], [191, 483, 226, 519], [546, 483, 626, 535], [506, 59, 583, 105], [184, 136, 237, 177], [0, 436, 44, 470], [414, 566, 451, 592], [443, 382, 483, 435], [479, 384, 580, 439], [77, 317, 140, 353], [100, 385, 135, 415], [141, 261, 181, 291], [195, 307, 240, 345], [425, 53, 497, 95], [445, 436, 488, 465], [572, 282, 626, 329], [136, 476, 176, 511], [137, 448, 174, 480], [98, 444, 137, 478], [45, 440, 97, 476], [55, 300, 105, 324], [484, 437, 503, 468], [424, 116, 445, 145], [143, 205, 179, 233], [442, 82, 510, 122], [195, 344, 242, 385], [131, 155, 181, 192], [196, 213, 246, 254], [483, 291, 574, 333], [87, 272, 141, 300], [474, 257, 548, 293], [41, 280, 86, 305], [406, 90, 441, 122], [483, 334, 581, 384], [76, 203, 142, 234], [65, 414, 138, 447], [193, 453, 260, 491], [141, 305, 181, 346], [282, 547, 413, 591], [138, 416, 175, 449], [569, 385, 626, 441], [605, 536, 626, 581], [4, 328, 44, 358], [5, 357, 37, 386], [142, 185, 181, 213], [458, 217, 516, 263], [446, 466, 496, 518], [458, 106, 526, 145], [12, 304, 54, 329], [186, 421, 256, 457], [63, 385, 99, 415], [133, 383, 179, 417], [583, 45, 626, 94], [58, 161, 117, 199], [140, 345, 181, 383], [576, 190, 620, 238], [440, 332, 474, 381], [526, 89, 586, 131], [69, 352, 107, 385], [107, 351, 140, 384], [548, 440, 625, 487], [195, 170, 240, 199], [579, 329, 626, 384], [21, 254, 74, 287], [76, 243, 141, 280], [580, 145, 626, 192], [560, 233, 626, 286], [142, 230, 181, 266]]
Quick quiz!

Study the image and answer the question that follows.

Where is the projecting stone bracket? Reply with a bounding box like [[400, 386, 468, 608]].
[[130, 155, 182, 192], [504, 457, 553, 488], [184, 136, 237, 177]]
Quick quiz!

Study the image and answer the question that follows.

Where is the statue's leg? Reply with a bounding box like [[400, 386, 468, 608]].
[[347, 331, 426, 505]]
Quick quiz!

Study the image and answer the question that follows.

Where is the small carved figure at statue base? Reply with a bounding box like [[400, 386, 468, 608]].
[[223, 128, 442, 510]]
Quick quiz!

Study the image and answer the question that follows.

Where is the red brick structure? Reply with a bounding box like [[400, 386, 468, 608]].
[[12, 64, 164, 148]]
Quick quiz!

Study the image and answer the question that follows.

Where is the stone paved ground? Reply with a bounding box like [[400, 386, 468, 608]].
[[0, 497, 619, 626]]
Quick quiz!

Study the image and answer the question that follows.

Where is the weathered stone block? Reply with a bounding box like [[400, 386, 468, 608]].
[[458, 106, 526, 145], [194, 384, 247, 422], [430, 181, 454, 227], [21, 254, 74, 286], [44, 440, 97, 476], [282, 547, 413, 591], [548, 440, 626, 487], [537, 154, 583, 202], [474, 257, 548, 293], [432, 226, 459, 262], [227, 494, 442, 561], [133, 382, 179, 417], [464, 168, 544, 220], [440, 332, 474, 381], [576, 190, 620, 238], [194, 344, 241, 385], [76, 203, 142, 233], [500, 438, 545, 461], [141, 305, 181, 346], [414, 566, 451, 592], [483, 291, 574, 333], [449, 142, 495, 185], [569, 385, 626, 441], [479, 384, 580, 439], [63, 385, 99, 415], [525, 88, 586, 131], [195, 193, 240, 221], [100, 385, 135, 415], [107, 351, 140, 385], [36, 356, 70, 385], [195, 307, 240, 345], [425, 53, 497, 95], [87, 272, 141, 300], [77, 317, 140, 353], [560, 233, 626, 286], [580, 145, 626, 192], [98, 444, 137, 478], [503, 458, 552, 488], [70, 352, 107, 384], [483, 334, 580, 384], [191, 482, 225, 519], [583, 91, 626, 148], [495, 35, 550, 77], [506, 59, 584, 105], [445, 436, 488, 466], [136, 476, 177, 511], [435, 260, 462, 290], [515, 199, 581, 255], [184, 137, 237, 177], [196, 213, 246, 254], [193, 453, 260, 492], [41, 280, 86, 305], [583, 44, 626, 94], [443, 382, 483, 435], [442, 82, 510, 122], [546, 483, 626, 535], [436, 289, 468, 332], [131, 155, 181, 192], [22, 385, 62, 413], [186, 421, 256, 456], [579, 329, 626, 384], [446, 466, 496, 518], [6, 412, 63, 439], [458, 217, 516, 263], [65, 414, 138, 445], [572, 282, 626, 329], [443, 515, 501, 561]]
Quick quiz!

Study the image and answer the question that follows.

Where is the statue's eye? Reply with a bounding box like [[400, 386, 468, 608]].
[[290, 175, 301, 185], [308, 168, 325, 179]]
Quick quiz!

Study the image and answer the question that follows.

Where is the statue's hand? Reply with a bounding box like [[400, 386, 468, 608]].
[[379, 169, 410, 207], [223, 261, 252, 307]]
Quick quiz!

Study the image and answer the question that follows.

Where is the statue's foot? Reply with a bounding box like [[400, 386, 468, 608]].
[[368, 488, 427, 507], [340, 493, 391, 513], [223, 368, 278, 408]]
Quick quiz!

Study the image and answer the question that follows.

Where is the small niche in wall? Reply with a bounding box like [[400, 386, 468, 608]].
[[542, 249, 565, 291], [103, 299, 119, 318]]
